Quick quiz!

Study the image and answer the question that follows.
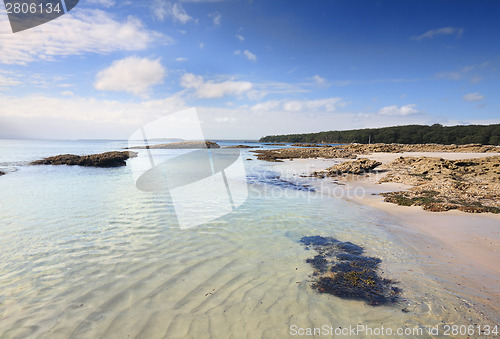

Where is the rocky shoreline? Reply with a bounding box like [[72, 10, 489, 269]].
[[313, 159, 382, 177], [252, 143, 500, 162], [31, 151, 137, 168], [258, 143, 500, 214], [379, 156, 500, 213]]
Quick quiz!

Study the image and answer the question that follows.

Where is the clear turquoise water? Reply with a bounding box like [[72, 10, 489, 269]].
[[0, 139, 489, 338]]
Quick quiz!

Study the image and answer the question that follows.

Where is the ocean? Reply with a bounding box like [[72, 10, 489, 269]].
[[0, 139, 489, 338]]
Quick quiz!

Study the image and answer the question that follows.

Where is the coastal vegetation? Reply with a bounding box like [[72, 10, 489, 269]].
[[260, 124, 500, 145]]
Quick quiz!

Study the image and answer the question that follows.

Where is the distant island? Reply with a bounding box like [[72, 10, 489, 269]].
[[259, 124, 500, 145]]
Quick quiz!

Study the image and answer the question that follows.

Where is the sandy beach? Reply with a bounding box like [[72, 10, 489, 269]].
[[272, 152, 500, 323]]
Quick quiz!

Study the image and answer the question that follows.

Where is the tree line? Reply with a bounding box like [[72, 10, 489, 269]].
[[259, 124, 500, 145]]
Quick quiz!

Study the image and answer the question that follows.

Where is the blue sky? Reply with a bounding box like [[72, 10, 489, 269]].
[[0, 0, 499, 139]]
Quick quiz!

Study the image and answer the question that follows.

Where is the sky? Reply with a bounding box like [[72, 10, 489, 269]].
[[0, 0, 499, 140]]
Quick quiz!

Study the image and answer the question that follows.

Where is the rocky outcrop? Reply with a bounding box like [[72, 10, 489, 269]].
[[251, 147, 358, 162], [313, 159, 382, 177], [0, 171, 5, 176], [379, 156, 500, 213], [31, 151, 138, 168], [290, 143, 327, 147], [129, 141, 220, 149], [353, 143, 500, 153], [253, 143, 500, 162]]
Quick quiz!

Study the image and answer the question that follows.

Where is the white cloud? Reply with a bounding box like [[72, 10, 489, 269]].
[[309, 75, 328, 86], [153, 1, 195, 24], [0, 93, 186, 138], [0, 9, 165, 65], [234, 49, 257, 62], [87, 0, 115, 7], [0, 74, 20, 88], [235, 34, 245, 41], [246, 81, 309, 101], [463, 92, 485, 102], [199, 42, 205, 49], [251, 98, 345, 112], [377, 104, 419, 116], [208, 12, 222, 26], [282, 98, 344, 112], [176, 57, 188, 62], [412, 27, 464, 41], [95, 57, 166, 96], [251, 100, 282, 112], [180, 73, 252, 98]]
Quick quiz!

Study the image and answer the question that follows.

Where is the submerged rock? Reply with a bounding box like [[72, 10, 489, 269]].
[[31, 151, 137, 168], [129, 141, 220, 149], [246, 171, 316, 192], [300, 236, 400, 306]]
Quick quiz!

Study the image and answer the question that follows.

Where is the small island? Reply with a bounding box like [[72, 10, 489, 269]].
[[31, 151, 137, 168]]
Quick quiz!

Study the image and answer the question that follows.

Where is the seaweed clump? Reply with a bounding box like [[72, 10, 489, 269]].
[[300, 236, 400, 306]]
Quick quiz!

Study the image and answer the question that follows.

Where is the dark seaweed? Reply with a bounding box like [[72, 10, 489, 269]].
[[246, 170, 316, 192], [300, 236, 400, 306]]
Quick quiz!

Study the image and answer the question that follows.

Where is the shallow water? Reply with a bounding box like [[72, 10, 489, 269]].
[[0, 140, 492, 338]]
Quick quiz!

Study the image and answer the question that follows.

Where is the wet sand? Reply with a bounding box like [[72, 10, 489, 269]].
[[351, 183, 500, 323]]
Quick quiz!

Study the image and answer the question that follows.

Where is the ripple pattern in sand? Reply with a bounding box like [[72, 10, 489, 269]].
[[0, 165, 490, 338]]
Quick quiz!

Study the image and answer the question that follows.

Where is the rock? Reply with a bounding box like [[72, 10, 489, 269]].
[[0, 171, 5, 176], [300, 236, 400, 306], [379, 156, 500, 213], [251, 147, 358, 162], [31, 151, 138, 168], [252, 143, 500, 163], [129, 141, 220, 149], [291, 143, 326, 147], [314, 159, 382, 177]]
